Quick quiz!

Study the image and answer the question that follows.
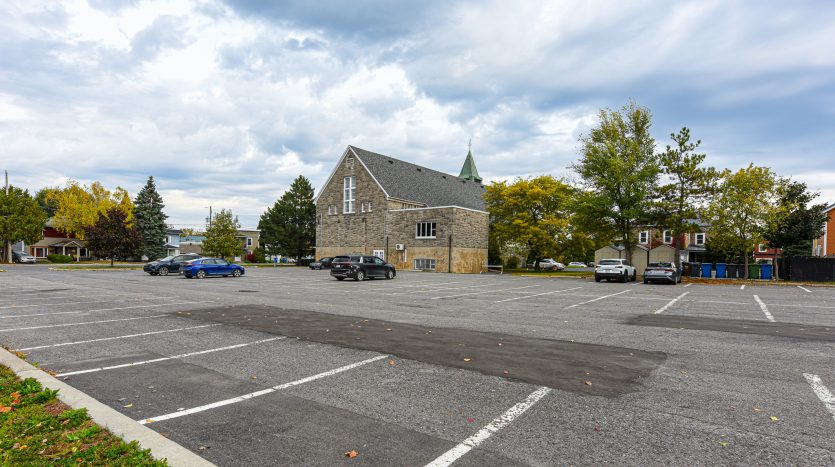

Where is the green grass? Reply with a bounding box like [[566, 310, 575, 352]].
[[0, 365, 167, 466]]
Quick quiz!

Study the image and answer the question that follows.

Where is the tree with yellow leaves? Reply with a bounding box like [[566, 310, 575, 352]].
[[47, 181, 134, 240]]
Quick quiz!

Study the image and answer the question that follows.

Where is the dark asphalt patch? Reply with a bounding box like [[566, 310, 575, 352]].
[[237, 290, 258, 293], [629, 314, 835, 341], [177, 306, 666, 397]]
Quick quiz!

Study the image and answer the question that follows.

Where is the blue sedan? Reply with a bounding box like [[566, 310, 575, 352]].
[[181, 258, 245, 279]]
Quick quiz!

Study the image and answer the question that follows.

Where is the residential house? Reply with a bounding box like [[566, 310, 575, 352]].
[[177, 229, 260, 259], [237, 229, 260, 256], [314, 145, 489, 273], [812, 203, 835, 257], [164, 228, 182, 256], [26, 219, 88, 260]]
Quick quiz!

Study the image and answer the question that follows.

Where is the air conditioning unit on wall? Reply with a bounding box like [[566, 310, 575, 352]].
[[395, 244, 405, 251]]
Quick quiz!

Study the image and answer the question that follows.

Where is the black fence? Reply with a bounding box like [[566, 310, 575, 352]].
[[778, 257, 835, 282]]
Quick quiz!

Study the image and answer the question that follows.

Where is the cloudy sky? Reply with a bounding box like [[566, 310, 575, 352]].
[[2, 1, 834, 227]]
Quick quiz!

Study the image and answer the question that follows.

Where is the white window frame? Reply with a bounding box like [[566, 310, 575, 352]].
[[695, 233, 705, 246], [758, 243, 768, 253], [372, 249, 384, 259], [663, 230, 673, 244], [416, 221, 437, 239], [639, 231, 649, 245], [360, 202, 365, 213], [343, 176, 356, 214], [246, 237, 253, 247], [414, 258, 436, 270], [368, 201, 372, 212]]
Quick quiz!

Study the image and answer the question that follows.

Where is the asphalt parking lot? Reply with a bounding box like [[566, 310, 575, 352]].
[[2, 265, 834, 465]]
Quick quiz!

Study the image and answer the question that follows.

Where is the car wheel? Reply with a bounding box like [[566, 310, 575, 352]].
[[196, 270, 206, 279], [355, 270, 365, 281], [158, 267, 169, 276], [631, 271, 636, 282], [594, 274, 601, 282], [386, 269, 395, 280], [620, 272, 627, 283], [643, 278, 649, 284], [232, 269, 241, 277], [336, 277, 344, 281]]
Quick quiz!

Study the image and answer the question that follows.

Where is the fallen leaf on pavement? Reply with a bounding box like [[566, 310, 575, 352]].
[[386, 328, 393, 331], [463, 358, 471, 362], [345, 450, 358, 458], [467, 417, 475, 423], [594, 426, 602, 432], [503, 370, 509, 375], [123, 403, 133, 408], [753, 408, 762, 412], [583, 381, 593, 386], [388, 359, 396, 365], [719, 441, 729, 447], [770, 416, 779, 422]]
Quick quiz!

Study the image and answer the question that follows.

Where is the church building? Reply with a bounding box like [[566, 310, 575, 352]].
[[314, 145, 489, 273]]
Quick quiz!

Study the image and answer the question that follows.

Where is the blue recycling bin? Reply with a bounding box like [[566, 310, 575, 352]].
[[701, 263, 712, 279], [761, 263, 773, 280], [715, 263, 727, 278]]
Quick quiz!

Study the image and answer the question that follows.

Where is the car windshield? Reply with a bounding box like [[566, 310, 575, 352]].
[[599, 260, 621, 265], [333, 256, 351, 262], [649, 262, 673, 268], [159, 256, 174, 262]]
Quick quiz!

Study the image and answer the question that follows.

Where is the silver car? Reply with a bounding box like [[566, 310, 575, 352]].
[[12, 251, 36, 264], [643, 262, 682, 284]]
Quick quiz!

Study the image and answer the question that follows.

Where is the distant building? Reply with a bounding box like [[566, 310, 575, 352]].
[[25, 219, 89, 260], [178, 229, 260, 259], [314, 145, 488, 273], [812, 203, 835, 256]]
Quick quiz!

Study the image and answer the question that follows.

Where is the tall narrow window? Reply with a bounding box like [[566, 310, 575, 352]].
[[367, 201, 372, 212], [695, 233, 705, 245], [343, 176, 356, 213], [663, 230, 673, 244], [639, 231, 649, 244]]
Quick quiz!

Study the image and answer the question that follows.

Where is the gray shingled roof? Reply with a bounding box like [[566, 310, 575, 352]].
[[349, 146, 487, 211]]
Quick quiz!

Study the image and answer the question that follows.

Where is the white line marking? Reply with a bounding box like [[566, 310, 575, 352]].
[[566, 289, 631, 309], [683, 283, 692, 288], [0, 314, 167, 332], [494, 287, 582, 303], [56, 337, 285, 377], [803, 374, 835, 422], [431, 284, 540, 300], [424, 386, 552, 467], [798, 286, 812, 293], [653, 292, 690, 314], [17, 324, 222, 351], [753, 295, 775, 322], [0, 301, 206, 319], [138, 355, 388, 424], [740, 285, 745, 290]]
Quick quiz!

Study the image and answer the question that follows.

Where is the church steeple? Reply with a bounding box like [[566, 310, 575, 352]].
[[458, 141, 482, 183]]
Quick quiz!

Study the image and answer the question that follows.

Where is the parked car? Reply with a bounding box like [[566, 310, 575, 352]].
[[143, 253, 202, 276], [309, 257, 334, 270], [643, 262, 682, 284], [181, 258, 245, 279], [527, 258, 565, 270], [330, 255, 396, 281], [12, 251, 36, 264], [594, 259, 636, 283], [567, 262, 587, 267]]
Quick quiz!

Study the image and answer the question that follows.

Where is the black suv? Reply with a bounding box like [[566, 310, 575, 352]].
[[330, 255, 396, 281], [144, 253, 202, 276], [309, 257, 334, 270]]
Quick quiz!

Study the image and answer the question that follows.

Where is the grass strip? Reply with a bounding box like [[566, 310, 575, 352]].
[[0, 364, 166, 466]]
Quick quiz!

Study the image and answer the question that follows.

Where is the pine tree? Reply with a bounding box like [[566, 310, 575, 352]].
[[133, 176, 168, 261], [258, 176, 316, 261]]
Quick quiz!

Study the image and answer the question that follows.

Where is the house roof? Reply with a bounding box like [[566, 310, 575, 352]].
[[165, 228, 182, 235], [349, 146, 487, 211], [824, 203, 835, 213], [50, 240, 84, 248]]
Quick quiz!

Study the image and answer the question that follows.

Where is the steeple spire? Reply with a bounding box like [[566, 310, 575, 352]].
[[458, 142, 482, 183]]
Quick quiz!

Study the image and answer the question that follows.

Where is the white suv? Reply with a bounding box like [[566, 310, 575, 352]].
[[594, 259, 636, 283]]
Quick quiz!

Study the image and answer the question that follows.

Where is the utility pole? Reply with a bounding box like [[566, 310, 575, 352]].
[[4, 170, 10, 264]]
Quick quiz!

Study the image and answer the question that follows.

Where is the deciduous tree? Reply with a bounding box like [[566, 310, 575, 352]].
[[133, 176, 168, 261], [763, 180, 828, 278], [34, 186, 61, 218], [572, 101, 659, 263], [48, 181, 134, 239], [485, 176, 574, 270], [202, 209, 241, 260], [85, 208, 143, 267], [258, 176, 316, 262], [706, 164, 777, 278], [0, 186, 48, 263]]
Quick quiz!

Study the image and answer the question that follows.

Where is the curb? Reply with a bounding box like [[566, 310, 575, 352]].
[[0, 347, 215, 467]]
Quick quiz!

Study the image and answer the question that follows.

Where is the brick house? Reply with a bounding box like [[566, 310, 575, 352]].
[[24, 219, 89, 261], [314, 146, 489, 273], [812, 203, 835, 256]]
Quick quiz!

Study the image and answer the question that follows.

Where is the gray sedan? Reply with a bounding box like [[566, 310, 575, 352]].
[[643, 262, 682, 284]]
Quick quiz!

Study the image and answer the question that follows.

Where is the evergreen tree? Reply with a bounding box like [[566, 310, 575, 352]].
[[203, 209, 241, 259], [0, 186, 48, 263], [258, 176, 316, 262], [86, 208, 143, 267], [133, 176, 168, 260]]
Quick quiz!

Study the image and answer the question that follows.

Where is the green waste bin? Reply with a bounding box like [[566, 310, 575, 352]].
[[747, 264, 761, 280]]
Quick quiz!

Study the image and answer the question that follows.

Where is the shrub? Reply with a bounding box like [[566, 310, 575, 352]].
[[252, 247, 266, 263], [47, 254, 74, 263], [504, 256, 519, 269]]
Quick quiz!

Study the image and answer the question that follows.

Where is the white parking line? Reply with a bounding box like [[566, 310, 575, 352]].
[[431, 284, 540, 300], [653, 292, 690, 314], [56, 337, 286, 377], [753, 295, 775, 322], [798, 286, 812, 293], [138, 355, 388, 425], [0, 314, 167, 332], [683, 283, 692, 288], [0, 297, 176, 310], [424, 386, 552, 467], [803, 374, 835, 422], [17, 324, 222, 351], [494, 287, 582, 303], [0, 301, 207, 319], [566, 289, 631, 309]]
